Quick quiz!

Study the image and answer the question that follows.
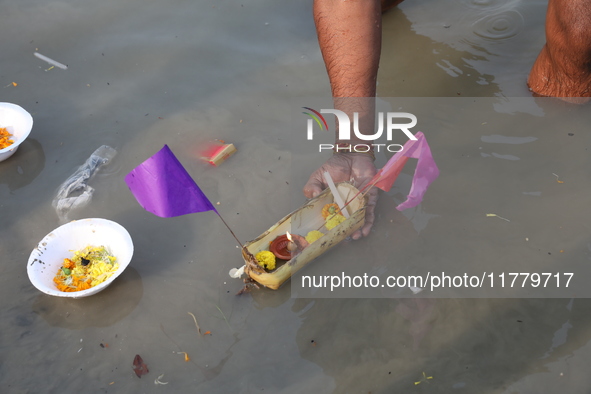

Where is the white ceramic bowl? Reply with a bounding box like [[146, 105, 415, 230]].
[[28, 218, 134, 298], [0, 102, 33, 162]]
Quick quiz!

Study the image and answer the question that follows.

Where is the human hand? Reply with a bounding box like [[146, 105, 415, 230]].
[[303, 152, 378, 240]]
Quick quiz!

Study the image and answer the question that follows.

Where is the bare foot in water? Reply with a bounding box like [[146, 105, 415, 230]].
[[527, 0, 591, 103]]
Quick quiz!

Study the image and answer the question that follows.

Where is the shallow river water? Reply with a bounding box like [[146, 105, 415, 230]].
[[2, 0, 591, 393]]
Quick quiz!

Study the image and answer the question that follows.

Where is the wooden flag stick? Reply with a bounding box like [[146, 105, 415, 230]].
[[215, 211, 260, 268], [215, 211, 244, 248]]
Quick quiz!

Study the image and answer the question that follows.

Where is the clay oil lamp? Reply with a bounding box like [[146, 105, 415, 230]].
[[269, 231, 310, 260], [269, 233, 292, 260]]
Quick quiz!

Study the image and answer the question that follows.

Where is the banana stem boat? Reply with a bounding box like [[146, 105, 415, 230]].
[[241, 182, 368, 290]]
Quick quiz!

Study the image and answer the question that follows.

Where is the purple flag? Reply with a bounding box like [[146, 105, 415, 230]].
[[125, 145, 217, 217]]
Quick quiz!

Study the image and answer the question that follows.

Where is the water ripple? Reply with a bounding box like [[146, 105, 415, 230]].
[[459, 0, 516, 11], [472, 10, 524, 41]]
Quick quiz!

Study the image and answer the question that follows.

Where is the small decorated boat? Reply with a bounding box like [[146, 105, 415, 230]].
[[240, 182, 368, 290]]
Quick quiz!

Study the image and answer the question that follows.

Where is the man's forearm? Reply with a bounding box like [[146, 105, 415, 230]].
[[313, 0, 382, 98], [313, 0, 382, 143]]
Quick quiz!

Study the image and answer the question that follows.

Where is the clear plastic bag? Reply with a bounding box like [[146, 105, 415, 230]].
[[52, 145, 116, 222]]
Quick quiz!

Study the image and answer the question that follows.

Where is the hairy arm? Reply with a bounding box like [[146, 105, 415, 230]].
[[313, 0, 382, 139], [305, 0, 383, 239], [313, 0, 382, 99]]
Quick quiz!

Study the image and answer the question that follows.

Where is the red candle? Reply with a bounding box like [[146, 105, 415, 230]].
[[286, 231, 297, 251], [291, 234, 310, 251]]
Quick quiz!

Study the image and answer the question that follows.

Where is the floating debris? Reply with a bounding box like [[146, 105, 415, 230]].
[[552, 173, 564, 183], [154, 374, 168, 385], [34, 52, 68, 70], [415, 371, 433, 385], [52, 145, 117, 223], [188, 312, 201, 335], [229, 265, 245, 278], [486, 213, 510, 222], [216, 305, 232, 331], [132, 354, 149, 378], [199, 142, 237, 166], [409, 286, 423, 294], [177, 351, 190, 362]]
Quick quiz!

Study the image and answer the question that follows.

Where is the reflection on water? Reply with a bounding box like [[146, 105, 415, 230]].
[[0, 138, 45, 191], [32, 267, 143, 329]]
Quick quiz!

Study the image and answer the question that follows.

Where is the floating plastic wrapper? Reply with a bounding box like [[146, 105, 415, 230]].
[[52, 145, 117, 223]]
